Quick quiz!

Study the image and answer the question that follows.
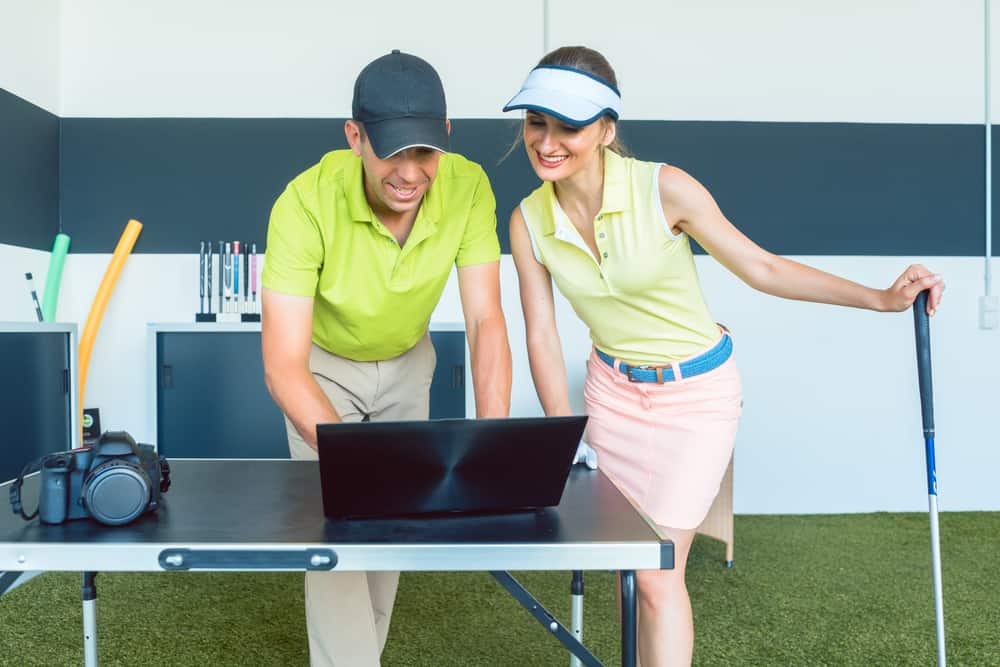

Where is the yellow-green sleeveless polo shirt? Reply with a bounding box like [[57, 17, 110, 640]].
[[518, 150, 718, 365]]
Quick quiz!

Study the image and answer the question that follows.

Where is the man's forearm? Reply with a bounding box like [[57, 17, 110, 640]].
[[468, 315, 512, 418], [264, 365, 340, 449]]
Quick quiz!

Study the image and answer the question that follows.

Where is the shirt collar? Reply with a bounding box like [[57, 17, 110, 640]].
[[544, 149, 630, 237], [345, 154, 374, 223], [345, 152, 442, 228], [599, 149, 628, 215]]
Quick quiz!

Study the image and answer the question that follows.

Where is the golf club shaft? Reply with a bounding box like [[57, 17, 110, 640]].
[[913, 289, 945, 666], [929, 495, 945, 666]]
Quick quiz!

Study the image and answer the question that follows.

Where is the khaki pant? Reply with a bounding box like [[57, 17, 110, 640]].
[[285, 335, 436, 667]]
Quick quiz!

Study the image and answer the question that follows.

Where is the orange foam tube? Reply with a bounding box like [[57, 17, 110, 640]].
[[78, 219, 143, 443]]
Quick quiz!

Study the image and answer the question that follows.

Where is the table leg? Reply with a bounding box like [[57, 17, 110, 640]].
[[491, 571, 603, 667], [82, 572, 98, 667], [570, 570, 584, 667], [0, 571, 42, 596], [620, 570, 636, 667]]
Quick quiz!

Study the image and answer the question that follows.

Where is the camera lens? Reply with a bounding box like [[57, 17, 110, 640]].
[[83, 461, 151, 526]]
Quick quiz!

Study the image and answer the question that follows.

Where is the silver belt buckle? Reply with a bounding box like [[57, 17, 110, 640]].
[[628, 365, 652, 383]]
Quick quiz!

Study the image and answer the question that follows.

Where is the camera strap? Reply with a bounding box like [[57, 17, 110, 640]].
[[9, 457, 46, 521], [158, 456, 172, 493]]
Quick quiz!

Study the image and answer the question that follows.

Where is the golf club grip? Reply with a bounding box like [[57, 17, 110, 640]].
[[912, 290, 934, 436]]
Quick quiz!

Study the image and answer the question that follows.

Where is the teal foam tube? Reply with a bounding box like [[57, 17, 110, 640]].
[[42, 233, 71, 322]]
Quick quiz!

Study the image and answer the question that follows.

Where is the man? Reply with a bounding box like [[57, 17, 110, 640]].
[[261, 50, 512, 666]]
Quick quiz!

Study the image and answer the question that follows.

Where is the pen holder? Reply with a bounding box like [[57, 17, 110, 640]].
[[198, 239, 261, 324], [195, 312, 260, 323]]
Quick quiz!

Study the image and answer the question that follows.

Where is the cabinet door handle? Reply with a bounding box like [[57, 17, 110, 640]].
[[160, 364, 174, 389]]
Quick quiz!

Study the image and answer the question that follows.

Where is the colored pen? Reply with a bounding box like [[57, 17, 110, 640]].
[[217, 241, 224, 313], [206, 241, 213, 313], [199, 241, 206, 313], [233, 241, 241, 313], [223, 242, 232, 312], [24, 272, 44, 322], [243, 240, 250, 314], [251, 242, 258, 313]]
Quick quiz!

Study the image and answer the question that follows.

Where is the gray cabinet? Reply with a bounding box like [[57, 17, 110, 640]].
[[428, 331, 466, 420], [0, 324, 77, 483], [154, 327, 466, 459], [156, 330, 284, 458]]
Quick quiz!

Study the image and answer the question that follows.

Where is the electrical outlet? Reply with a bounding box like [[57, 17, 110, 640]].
[[981, 296, 1000, 330]]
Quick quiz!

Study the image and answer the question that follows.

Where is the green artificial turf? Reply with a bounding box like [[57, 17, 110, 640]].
[[2, 512, 997, 665]]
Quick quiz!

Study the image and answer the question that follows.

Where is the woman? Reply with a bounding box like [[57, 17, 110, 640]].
[[502, 46, 945, 666]]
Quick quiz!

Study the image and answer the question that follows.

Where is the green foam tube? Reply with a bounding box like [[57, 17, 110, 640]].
[[42, 233, 71, 322]]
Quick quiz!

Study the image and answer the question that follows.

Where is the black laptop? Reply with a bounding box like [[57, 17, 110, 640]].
[[316, 416, 588, 520]]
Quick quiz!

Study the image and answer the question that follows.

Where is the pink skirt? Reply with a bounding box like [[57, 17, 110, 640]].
[[583, 339, 743, 530]]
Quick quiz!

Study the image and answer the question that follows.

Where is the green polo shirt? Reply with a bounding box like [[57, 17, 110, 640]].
[[262, 149, 500, 361]]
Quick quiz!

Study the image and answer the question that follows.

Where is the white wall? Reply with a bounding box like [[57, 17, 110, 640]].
[[54, 253, 256, 443], [3, 1, 998, 513], [58, 0, 997, 123], [58, 0, 543, 118], [0, 244, 56, 322], [494, 256, 999, 514], [0, 0, 60, 112], [550, 0, 988, 123], [61, 253, 999, 514]]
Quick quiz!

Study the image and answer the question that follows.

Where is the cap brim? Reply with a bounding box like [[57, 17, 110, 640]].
[[503, 89, 617, 127], [366, 117, 449, 159]]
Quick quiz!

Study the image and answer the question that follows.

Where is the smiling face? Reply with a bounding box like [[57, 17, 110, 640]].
[[346, 120, 448, 221], [522, 111, 616, 182]]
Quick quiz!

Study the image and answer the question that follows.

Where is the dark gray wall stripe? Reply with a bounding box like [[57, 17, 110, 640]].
[[58, 118, 537, 254], [992, 127, 1000, 257], [619, 121, 990, 257], [54, 118, 999, 256], [0, 88, 59, 251], [60, 118, 332, 254]]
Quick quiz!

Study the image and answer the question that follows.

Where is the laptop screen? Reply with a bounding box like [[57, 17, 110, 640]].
[[316, 416, 587, 519]]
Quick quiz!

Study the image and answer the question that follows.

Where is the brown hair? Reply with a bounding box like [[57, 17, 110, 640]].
[[501, 46, 628, 162]]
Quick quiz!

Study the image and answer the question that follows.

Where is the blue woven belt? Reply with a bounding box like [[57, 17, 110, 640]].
[[595, 331, 733, 383]]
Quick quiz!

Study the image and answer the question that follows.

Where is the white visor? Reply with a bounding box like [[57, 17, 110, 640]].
[[502, 65, 621, 126]]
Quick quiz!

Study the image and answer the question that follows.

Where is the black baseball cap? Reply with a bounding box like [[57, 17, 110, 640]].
[[352, 50, 449, 159]]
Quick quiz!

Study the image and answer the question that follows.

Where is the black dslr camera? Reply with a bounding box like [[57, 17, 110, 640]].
[[10, 431, 171, 526]]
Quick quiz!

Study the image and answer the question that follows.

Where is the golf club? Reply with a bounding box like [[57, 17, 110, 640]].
[[913, 289, 946, 666]]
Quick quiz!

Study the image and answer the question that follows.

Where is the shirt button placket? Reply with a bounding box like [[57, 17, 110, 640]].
[[385, 233, 400, 279], [595, 215, 609, 278]]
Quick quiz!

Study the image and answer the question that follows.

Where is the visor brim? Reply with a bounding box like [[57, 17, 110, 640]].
[[503, 89, 618, 127]]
